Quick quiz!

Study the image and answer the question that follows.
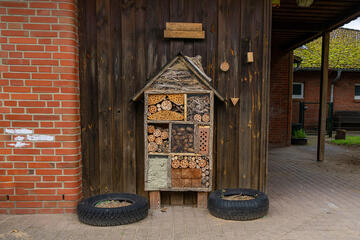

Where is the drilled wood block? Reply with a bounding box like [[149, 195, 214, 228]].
[[171, 169, 182, 179], [183, 179, 192, 187], [181, 168, 201, 179], [172, 178, 182, 188], [191, 179, 202, 188], [198, 126, 210, 155]]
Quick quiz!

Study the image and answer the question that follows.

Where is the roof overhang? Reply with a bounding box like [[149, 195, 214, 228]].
[[272, 0, 360, 51]]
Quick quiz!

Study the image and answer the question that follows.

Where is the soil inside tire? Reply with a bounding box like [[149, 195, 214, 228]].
[[222, 194, 255, 201], [95, 200, 132, 208]]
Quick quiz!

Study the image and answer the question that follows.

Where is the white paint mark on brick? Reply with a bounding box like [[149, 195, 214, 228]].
[[26, 134, 54, 141], [14, 136, 25, 141], [5, 128, 33, 134], [9, 142, 30, 148]]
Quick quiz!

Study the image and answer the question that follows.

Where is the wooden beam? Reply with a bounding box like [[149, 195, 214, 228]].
[[284, 6, 360, 51], [317, 32, 329, 162]]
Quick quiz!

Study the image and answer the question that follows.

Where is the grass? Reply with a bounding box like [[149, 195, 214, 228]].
[[331, 136, 360, 146]]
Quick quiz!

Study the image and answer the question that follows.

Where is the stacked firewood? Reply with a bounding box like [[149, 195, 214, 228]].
[[187, 94, 210, 122], [147, 125, 169, 153], [147, 94, 184, 121], [171, 155, 210, 188], [171, 125, 194, 153]]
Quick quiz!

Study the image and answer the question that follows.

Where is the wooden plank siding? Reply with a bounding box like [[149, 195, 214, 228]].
[[79, 0, 272, 203]]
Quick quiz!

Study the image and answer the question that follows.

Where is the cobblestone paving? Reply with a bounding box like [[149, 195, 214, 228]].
[[1, 143, 360, 240]]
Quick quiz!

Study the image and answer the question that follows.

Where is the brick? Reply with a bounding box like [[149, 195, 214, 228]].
[[14, 176, 40, 182], [9, 195, 36, 201], [14, 149, 40, 155], [8, 8, 35, 15], [4, 87, 31, 92], [33, 87, 59, 93], [37, 195, 62, 201], [24, 52, 51, 58], [0, 176, 13, 182], [7, 156, 33, 161], [32, 73, 58, 79], [16, 202, 42, 208], [30, 2, 57, 8], [30, 31, 58, 38], [25, 80, 53, 86], [28, 163, 55, 168], [36, 182, 62, 188], [1, 16, 27, 22], [19, 101, 45, 107], [3, 59, 30, 65], [35, 142, 61, 148], [0, 202, 15, 208], [34, 115, 59, 120], [30, 17, 58, 23], [31, 59, 58, 66], [7, 169, 30, 175], [23, 24, 51, 30], [0, 2, 27, 7], [10, 209, 36, 214], [2, 44, 15, 50], [2, 30, 28, 37], [3, 72, 30, 79], [5, 114, 32, 120], [12, 94, 38, 100], [16, 45, 44, 51], [28, 107, 53, 113], [36, 156, 62, 162], [36, 169, 62, 175]]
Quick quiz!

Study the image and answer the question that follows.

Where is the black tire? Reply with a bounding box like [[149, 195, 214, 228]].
[[77, 193, 148, 226], [208, 188, 269, 221]]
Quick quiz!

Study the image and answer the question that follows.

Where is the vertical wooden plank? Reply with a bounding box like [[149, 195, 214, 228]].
[[317, 32, 330, 162], [145, 0, 170, 79], [197, 192, 208, 208], [110, 0, 122, 193], [193, 0, 217, 81], [169, 0, 194, 57], [216, 0, 241, 190], [120, 0, 137, 193], [135, 0, 147, 198], [96, 0, 113, 194], [79, 0, 100, 197], [259, 0, 271, 192], [149, 191, 161, 209]]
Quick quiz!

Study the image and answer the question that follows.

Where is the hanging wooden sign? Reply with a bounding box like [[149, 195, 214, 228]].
[[164, 22, 205, 39]]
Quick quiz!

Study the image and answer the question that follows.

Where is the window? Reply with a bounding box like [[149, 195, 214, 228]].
[[292, 82, 304, 99], [355, 84, 360, 100]]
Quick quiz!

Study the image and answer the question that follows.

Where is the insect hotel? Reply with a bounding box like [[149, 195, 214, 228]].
[[132, 53, 224, 207]]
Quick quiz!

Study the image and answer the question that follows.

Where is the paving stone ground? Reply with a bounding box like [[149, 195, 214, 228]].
[[1, 140, 360, 240]]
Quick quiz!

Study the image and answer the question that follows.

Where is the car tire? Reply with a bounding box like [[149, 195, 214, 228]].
[[208, 188, 269, 221], [77, 193, 148, 226]]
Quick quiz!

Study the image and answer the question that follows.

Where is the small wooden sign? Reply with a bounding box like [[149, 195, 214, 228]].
[[164, 22, 205, 39], [247, 52, 254, 63]]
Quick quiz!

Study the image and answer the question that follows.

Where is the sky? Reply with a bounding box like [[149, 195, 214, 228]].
[[342, 17, 360, 30]]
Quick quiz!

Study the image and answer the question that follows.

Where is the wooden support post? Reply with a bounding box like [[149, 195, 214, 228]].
[[149, 191, 161, 209], [197, 192, 208, 208], [317, 32, 330, 161]]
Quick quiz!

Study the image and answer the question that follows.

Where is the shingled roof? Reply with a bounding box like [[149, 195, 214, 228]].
[[294, 28, 360, 71]]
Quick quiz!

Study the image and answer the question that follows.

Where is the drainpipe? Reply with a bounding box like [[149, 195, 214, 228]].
[[330, 69, 342, 103]]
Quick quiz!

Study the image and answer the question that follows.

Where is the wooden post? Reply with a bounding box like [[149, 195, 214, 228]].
[[149, 191, 161, 209], [197, 192, 208, 208], [317, 32, 330, 161]]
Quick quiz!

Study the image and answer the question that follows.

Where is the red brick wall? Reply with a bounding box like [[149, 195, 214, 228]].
[[269, 49, 292, 147], [292, 71, 360, 129], [0, 0, 81, 214]]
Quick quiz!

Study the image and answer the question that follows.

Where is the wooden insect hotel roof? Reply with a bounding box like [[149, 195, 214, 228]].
[[132, 53, 225, 102]]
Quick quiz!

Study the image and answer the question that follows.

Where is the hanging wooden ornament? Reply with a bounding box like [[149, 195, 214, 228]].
[[220, 61, 229, 72], [230, 98, 239, 106]]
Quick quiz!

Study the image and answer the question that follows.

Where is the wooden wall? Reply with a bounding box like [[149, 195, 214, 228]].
[[79, 0, 271, 203]]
